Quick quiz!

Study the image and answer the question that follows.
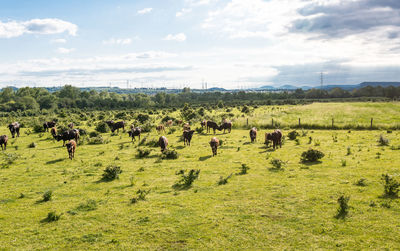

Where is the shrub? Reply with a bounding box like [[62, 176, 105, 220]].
[[270, 158, 286, 170], [1, 152, 20, 168], [136, 114, 150, 124], [346, 146, 351, 155], [139, 137, 159, 147], [28, 142, 37, 148], [76, 199, 97, 211], [301, 149, 324, 162], [195, 127, 204, 134], [173, 169, 200, 190], [141, 123, 154, 133], [341, 160, 347, 167], [237, 164, 250, 175], [42, 190, 53, 202], [381, 174, 400, 197], [33, 123, 45, 133], [355, 178, 367, 186], [131, 189, 150, 204], [308, 137, 312, 144], [102, 165, 122, 181], [136, 148, 151, 158], [378, 135, 389, 146], [43, 211, 62, 222], [168, 127, 177, 134], [89, 131, 100, 138], [95, 122, 110, 133], [88, 136, 105, 145], [161, 149, 178, 159], [241, 106, 250, 114], [288, 130, 299, 140], [218, 174, 232, 185], [335, 195, 350, 219]]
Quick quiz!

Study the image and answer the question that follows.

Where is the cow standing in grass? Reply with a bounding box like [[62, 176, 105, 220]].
[[206, 121, 219, 134], [159, 136, 168, 152], [183, 130, 195, 146], [250, 127, 257, 142], [156, 125, 165, 133], [183, 123, 190, 131], [0, 135, 8, 150], [43, 121, 56, 132], [66, 140, 76, 160], [50, 127, 57, 137], [55, 129, 80, 146], [201, 120, 207, 128], [128, 127, 142, 142], [166, 120, 173, 127], [220, 122, 232, 133], [106, 120, 125, 133], [209, 137, 219, 156], [8, 122, 20, 138], [265, 129, 282, 149]]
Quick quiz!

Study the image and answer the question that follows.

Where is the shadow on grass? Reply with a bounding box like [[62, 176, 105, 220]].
[[300, 160, 322, 166], [199, 155, 212, 161], [46, 158, 65, 164], [268, 167, 285, 172], [378, 194, 399, 199], [176, 146, 185, 150], [172, 184, 192, 191], [242, 142, 252, 145]]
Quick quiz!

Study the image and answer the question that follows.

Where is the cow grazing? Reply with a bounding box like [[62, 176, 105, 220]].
[[8, 122, 20, 138], [265, 129, 282, 149], [50, 127, 57, 137], [54, 129, 80, 146], [66, 140, 77, 160], [220, 122, 232, 133], [156, 125, 165, 133], [128, 127, 142, 141], [250, 127, 257, 142], [0, 135, 8, 150], [68, 123, 74, 129], [166, 120, 173, 127], [106, 120, 125, 133], [183, 130, 195, 146], [206, 121, 219, 134], [201, 120, 207, 128], [159, 136, 168, 152], [183, 123, 191, 131], [43, 121, 56, 132], [209, 137, 220, 156]]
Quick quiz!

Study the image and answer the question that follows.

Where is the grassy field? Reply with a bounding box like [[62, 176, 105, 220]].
[[1, 109, 400, 250]]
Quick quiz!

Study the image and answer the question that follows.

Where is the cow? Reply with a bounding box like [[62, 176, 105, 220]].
[[8, 122, 20, 138], [183, 123, 190, 131], [106, 120, 125, 133], [209, 137, 219, 156], [265, 129, 282, 149], [43, 121, 56, 132], [201, 120, 207, 128], [176, 120, 183, 125], [128, 127, 142, 142], [156, 125, 165, 133], [159, 136, 168, 152], [54, 129, 80, 146], [66, 140, 76, 160], [68, 123, 74, 129], [250, 127, 257, 142], [0, 135, 8, 150], [183, 130, 195, 146], [220, 122, 232, 133], [50, 127, 57, 137], [166, 120, 173, 127], [206, 121, 219, 134]]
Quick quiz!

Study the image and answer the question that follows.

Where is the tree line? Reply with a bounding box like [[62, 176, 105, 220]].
[[0, 85, 399, 112]]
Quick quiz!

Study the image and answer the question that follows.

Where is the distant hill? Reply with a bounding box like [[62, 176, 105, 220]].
[[359, 82, 400, 88]]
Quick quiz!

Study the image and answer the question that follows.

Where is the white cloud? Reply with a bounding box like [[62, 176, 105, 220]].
[[163, 33, 186, 42], [176, 8, 192, 17], [137, 8, 153, 15], [56, 47, 75, 54], [186, 0, 216, 6], [51, 38, 67, 43], [103, 38, 132, 45], [0, 18, 77, 38]]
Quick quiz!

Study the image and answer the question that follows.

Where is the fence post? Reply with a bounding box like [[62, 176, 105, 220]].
[[332, 118, 334, 128], [272, 118, 274, 127], [298, 118, 301, 127], [371, 118, 373, 129]]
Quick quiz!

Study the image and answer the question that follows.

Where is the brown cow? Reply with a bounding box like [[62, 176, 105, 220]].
[[183, 130, 195, 146], [8, 122, 20, 138], [159, 136, 168, 152], [166, 120, 173, 127], [183, 123, 190, 131], [43, 121, 56, 132], [220, 122, 232, 133], [0, 135, 8, 150], [156, 125, 165, 133], [128, 127, 141, 141], [250, 127, 257, 142], [209, 137, 219, 156], [66, 140, 76, 160], [50, 127, 57, 137], [206, 121, 219, 134], [201, 120, 207, 128], [265, 129, 282, 149]]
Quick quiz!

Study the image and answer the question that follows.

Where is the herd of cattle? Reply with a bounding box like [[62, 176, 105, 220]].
[[0, 119, 283, 160]]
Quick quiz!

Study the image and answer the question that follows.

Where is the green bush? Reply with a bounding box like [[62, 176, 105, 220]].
[[76, 199, 97, 211], [33, 123, 45, 133], [136, 148, 151, 158], [95, 122, 110, 133], [43, 211, 62, 222], [42, 190, 53, 202], [89, 131, 100, 138], [102, 165, 122, 181], [28, 142, 37, 148], [218, 174, 232, 185], [237, 164, 250, 175], [161, 149, 178, 159], [381, 174, 400, 197], [88, 136, 106, 145], [173, 169, 200, 190], [378, 135, 390, 146], [335, 195, 350, 219], [288, 130, 300, 140], [131, 189, 150, 204], [270, 158, 286, 170], [301, 149, 325, 162]]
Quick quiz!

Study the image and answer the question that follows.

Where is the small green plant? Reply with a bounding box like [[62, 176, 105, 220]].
[[195, 127, 204, 134], [332, 134, 338, 142], [42, 211, 62, 222], [301, 149, 324, 162], [341, 160, 347, 167], [288, 130, 299, 140], [102, 165, 122, 181], [378, 135, 389, 146], [42, 190, 53, 202], [130, 189, 150, 204], [76, 199, 97, 211], [129, 176, 135, 187], [173, 169, 200, 190], [161, 149, 178, 159], [89, 131, 100, 138], [269, 158, 286, 170], [355, 178, 367, 186], [136, 148, 151, 158], [295, 138, 300, 145], [381, 174, 400, 198], [88, 136, 105, 145], [237, 164, 250, 175], [218, 174, 233, 185], [308, 136, 312, 144], [314, 139, 320, 146], [335, 195, 350, 219], [346, 146, 351, 155]]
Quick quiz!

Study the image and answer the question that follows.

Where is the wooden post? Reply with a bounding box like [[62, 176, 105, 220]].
[[332, 118, 334, 128], [298, 118, 301, 127], [371, 118, 373, 129], [272, 118, 274, 127]]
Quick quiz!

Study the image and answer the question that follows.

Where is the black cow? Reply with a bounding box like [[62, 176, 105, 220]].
[[265, 129, 282, 149], [206, 121, 219, 134], [183, 130, 195, 146], [219, 122, 232, 133], [54, 129, 80, 146], [0, 135, 8, 150], [43, 121, 57, 132], [8, 122, 20, 138], [250, 127, 257, 142], [106, 120, 125, 133], [128, 127, 142, 141]]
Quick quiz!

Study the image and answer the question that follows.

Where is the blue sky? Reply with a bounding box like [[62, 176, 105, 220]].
[[0, 0, 399, 89]]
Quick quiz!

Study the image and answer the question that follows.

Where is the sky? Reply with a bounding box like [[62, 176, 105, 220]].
[[0, 0, 399, 89]]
